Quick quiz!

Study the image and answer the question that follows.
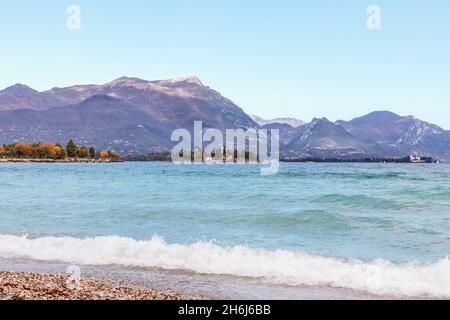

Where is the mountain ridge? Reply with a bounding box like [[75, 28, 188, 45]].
[[0, 77, 258, 154], [1, 77, 450, 161]]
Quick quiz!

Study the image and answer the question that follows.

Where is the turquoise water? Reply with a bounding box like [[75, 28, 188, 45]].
[[1, 162, 450, 297]]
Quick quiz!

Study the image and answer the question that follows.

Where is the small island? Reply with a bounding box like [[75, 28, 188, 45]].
[[281, 155, 439, 163], [0, 140, 122, 163]]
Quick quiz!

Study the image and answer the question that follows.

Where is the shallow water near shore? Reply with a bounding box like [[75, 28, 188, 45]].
[[1, 162, 450, 298], [0, 257, 386, 300]]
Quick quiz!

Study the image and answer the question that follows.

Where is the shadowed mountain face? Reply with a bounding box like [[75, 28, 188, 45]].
[[1, 79, 450, 160], [0, 95, 172, 152]]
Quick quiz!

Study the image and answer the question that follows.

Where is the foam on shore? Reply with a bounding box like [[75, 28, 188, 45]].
[[0, 234, 449, 298]]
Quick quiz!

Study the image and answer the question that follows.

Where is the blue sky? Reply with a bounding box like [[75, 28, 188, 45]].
[[1, 1, 449, 127]]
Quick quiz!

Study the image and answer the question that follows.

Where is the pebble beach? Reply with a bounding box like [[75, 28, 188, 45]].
[[0, 271, 182, 300]]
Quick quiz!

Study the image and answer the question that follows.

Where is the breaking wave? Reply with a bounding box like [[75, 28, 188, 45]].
[[1, 234, 450, 298]]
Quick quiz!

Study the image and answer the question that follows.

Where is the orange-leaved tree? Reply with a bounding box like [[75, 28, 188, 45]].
[[39, 143, 56, 159], [99, 151, 109, 159], [14, 144, 33, 158], [78, 146, 89, 158]]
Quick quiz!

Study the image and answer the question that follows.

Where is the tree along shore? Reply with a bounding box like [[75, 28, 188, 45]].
[[0, 140, 121, 162], [0, 158, 123, 163], [124, 152, 439, 163]]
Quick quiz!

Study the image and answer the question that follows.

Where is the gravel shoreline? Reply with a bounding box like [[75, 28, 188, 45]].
[[0, 271, 182, 300]]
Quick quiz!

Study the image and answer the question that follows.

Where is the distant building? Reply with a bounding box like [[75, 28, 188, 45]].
[[409, 155, 438, 163], [410, 155, 424, 163]]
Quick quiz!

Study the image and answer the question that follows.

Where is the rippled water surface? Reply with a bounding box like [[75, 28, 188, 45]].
[[2, 162, 450, 262], [1, 163, 450, 297]]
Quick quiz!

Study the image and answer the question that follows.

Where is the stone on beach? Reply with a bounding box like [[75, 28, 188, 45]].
[[0, 271, 182, 300]]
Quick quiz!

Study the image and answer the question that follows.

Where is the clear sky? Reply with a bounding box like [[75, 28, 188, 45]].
[[1, 1, 449, 127]]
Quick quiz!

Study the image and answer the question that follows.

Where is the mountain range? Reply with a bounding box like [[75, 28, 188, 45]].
[[1, 76, 450, 161]]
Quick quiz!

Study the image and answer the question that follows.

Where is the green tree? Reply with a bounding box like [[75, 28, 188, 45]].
[[37, 145, 50, 159], [60, 148, 67, 159], [89, 146, 96, 158], [66, 139, 78, 158], [3, 144, 16, 158]]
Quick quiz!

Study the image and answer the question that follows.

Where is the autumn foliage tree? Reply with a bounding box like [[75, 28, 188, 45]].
[[15, 144, 33, 158], [78, 146, 89, 158], [99, 151, 109, 159], [1, 140, 120, 160]]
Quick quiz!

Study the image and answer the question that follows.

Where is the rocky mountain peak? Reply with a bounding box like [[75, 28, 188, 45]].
[[250, 115, 305, 128], [106, 77, 148, 88], [397, 119, 444, 146], [1, 84, 39, 96], [310, 117, 331, 127], [349, 111, 402, 126], [159, 76, 203, 86]]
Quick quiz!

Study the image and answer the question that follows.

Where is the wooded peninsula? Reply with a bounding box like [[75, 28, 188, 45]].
[[0, 140, 121, 163]]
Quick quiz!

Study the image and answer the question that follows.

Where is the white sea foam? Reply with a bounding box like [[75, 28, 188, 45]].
[[0, 234, 449, 298]]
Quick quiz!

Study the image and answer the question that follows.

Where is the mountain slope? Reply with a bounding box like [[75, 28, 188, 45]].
[[0, 77, 259, 154], [2, 78, 450, 160], [0, 77, 257, 129], [337, 111, 450, 160], [97, 77, 257, 129], [283, 118, 382, 158], [0, 95, 171, 153], [0, 84, 64, 111]]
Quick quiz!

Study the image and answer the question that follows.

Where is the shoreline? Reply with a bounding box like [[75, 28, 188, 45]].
[[0, 258, 394, 300], [0, 270, 182, 300], [0, 158, 124, 163]]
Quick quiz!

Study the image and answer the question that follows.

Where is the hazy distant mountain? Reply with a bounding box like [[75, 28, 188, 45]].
[[261, 122, 299, 152], [2, 78, 450, 160], [251, 115, 305, 128], [0, 84, 64, 111], [282, 118, 383, 159], [336, 111, 450, 160]]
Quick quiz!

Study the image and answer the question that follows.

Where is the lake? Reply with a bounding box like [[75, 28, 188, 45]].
[[1, 162, 450, 298]]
